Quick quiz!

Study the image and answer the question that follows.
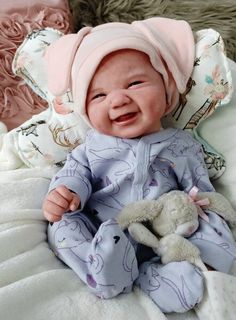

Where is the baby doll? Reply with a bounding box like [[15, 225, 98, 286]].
[[42, 17, 236, 313]]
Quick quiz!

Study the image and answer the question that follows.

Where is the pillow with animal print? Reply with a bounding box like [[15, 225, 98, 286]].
[[1, 27, 232, 173], [197, 58, 236, 210], [163, 28, 233, 180], [0, 28, 87, 170]]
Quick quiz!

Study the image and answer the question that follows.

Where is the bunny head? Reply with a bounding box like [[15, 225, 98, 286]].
[[117, 190, 199, 245], [151, 190, 199, 237], [117, 188, 236, 250]]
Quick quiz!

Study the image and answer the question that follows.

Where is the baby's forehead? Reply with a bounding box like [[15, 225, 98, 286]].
[[99, 49, 149, 67], [92, 49, 152, 81], [88, 49, 153, 90]]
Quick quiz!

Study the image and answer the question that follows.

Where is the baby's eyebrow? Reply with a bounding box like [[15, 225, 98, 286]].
[[87, 69, 148, 96], [88, 87, 104, 95], [126, 69, 147, 77]]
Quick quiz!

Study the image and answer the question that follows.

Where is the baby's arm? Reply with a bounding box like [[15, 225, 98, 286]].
[[43, 141, 93, 222], [174, 131, 214, 192], [43, 185, 81, 222]]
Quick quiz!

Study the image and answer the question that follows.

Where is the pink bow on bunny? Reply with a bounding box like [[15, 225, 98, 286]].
[[188, 186, 210, 223]]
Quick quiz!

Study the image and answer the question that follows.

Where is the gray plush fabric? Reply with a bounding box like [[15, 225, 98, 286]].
[[68, 0, 236, 60]]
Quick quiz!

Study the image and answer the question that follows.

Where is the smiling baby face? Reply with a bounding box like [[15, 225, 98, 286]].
[[86, 49, 168, 138]]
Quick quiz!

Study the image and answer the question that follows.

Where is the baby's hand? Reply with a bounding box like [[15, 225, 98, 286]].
[[43, 185, 80, 222]]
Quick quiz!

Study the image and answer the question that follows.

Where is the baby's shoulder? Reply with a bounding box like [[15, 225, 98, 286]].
[[172, 129, 201, 147]]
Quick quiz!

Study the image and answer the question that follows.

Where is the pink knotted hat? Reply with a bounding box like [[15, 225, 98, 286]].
[[45, 17, 195, 127]]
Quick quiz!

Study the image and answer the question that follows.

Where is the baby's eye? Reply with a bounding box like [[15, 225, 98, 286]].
[[92, 93, 106, 100], [128, 81, 142, 88]]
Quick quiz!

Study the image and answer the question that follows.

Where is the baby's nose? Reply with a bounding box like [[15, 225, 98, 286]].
[[108, 90, 130, 108]]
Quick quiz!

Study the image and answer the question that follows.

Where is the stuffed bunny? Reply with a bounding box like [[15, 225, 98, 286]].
[[117, 189, 236, 267]]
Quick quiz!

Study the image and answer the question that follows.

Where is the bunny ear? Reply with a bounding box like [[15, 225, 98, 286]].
[[45, 26, 92, 96], [132, 17, 194, 112], [198, 191, 236, 223], [128, 223, 160, 248], [117, 199, 163, 229], [132, 17, 195, 93]]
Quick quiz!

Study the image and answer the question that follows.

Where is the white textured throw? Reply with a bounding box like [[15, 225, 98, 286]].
[[0, 167, 167, 320], [0, 166, 236, 320]]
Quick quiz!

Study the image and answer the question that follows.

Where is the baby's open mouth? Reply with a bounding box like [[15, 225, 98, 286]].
[[114, 112, 137, 123]]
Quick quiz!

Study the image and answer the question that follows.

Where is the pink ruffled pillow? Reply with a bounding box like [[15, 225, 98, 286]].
[[0, 0, 73, 131]]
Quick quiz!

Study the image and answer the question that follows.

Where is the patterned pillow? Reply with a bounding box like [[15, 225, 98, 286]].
[[198, 58, 236, 210], [163, 29, 233, 179], [6, 28, 87, 169], [0, 27, 233, 180]]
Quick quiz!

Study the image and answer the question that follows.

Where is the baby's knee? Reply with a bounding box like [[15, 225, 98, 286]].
[[136, 259, 204, 313], [179, 261, 204, 311], [90, 219, 139, 299]]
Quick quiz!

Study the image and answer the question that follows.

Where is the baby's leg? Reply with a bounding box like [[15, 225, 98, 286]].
[[136, 258, 204, 313], [48, 213, 138, 299], [188, 210, 236, 273]]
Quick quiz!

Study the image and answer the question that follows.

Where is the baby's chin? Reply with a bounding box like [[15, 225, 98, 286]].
[[94, 121, 162, 138], [116, 126, 163, 139], [99, 132, 137, 139], [99, 129, 158, 139]]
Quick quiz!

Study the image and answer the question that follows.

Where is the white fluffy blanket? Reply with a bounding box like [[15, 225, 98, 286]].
[[0, 166, 236, 320], [0, 167, 167, 320]]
